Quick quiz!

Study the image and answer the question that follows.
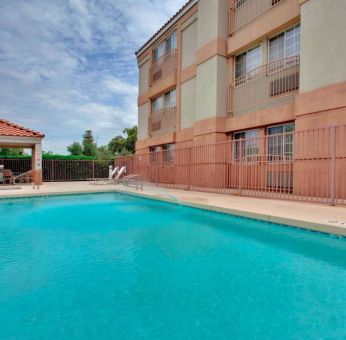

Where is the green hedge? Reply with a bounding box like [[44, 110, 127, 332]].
[[0, 154, 105, 160]]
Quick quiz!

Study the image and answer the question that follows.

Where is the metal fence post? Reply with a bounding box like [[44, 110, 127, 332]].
[[51, 160, 54, 182], [187, 147, 191, 191], [155, 152, 159, 186], [330, 125, 337, 206], [238, 139, 243, 196]]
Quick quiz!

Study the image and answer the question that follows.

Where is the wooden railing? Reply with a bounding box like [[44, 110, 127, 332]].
[[148, 107, 176, 136], [230, 55, 300, 113], [150, 50, 177, 85], [229, 0, 286, 35]]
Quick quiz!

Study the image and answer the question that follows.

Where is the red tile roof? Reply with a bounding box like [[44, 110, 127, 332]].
[[135, 0, 195, 56], [0, 119, 45, 138]]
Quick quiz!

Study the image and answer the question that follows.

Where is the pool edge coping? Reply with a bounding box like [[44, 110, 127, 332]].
[[112, 189, 346, 238], [1, 187, 346, 237]]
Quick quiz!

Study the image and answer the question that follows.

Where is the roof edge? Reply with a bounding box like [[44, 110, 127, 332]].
[[135, 0, 198, 58], [0, 118, 45, 138]]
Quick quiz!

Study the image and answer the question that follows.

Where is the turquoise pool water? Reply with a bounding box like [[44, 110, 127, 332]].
[[1, 193, 346, 339]]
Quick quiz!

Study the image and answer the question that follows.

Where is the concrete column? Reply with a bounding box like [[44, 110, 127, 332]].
[[194, 0, 229, 143], [196, 0, 229, 50], [32, 143, 42, 184]]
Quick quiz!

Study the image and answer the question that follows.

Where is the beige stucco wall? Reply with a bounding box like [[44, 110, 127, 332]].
[[138, 103, 149, 140], [197, 0, 229, 49], [300, 0, 346, 92], [181, 78, 196, 129], [182, 19, 197, 69], [195, 55, 228, 121], [138, 60, 149, 95]]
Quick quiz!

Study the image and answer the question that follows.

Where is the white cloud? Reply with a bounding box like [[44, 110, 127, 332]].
[[0, 0, 187, 153]]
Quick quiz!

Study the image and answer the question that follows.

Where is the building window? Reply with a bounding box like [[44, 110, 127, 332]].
[[269, 24, 300, 62], [153, 31, 177, 62], [235, 45, 262, 82], [153, 42, 165, 62], [163, 144, 175, 164], [233, 129, 259, 162], [166, 32, 177, 52], [150, 146, 160, 163], [164, 89, 176, 108], [152, 96, 164, 113], [152, 89, 176, 114], [267, 123, 294, 162]]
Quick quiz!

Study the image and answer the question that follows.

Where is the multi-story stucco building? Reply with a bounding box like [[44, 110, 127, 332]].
[[135, 0, 346, 156]]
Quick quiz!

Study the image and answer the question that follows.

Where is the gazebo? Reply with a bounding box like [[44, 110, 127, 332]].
[[0, 119, 45, 184]]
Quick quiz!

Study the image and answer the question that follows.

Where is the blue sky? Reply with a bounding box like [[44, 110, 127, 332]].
[[0, 0, 186, 153]]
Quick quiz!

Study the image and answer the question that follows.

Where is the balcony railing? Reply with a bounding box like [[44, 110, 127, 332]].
[[230, 55, 300, 113], [229, 0, 286, 34], [148, 106, 176, 136], [150, 50, 177, 86]]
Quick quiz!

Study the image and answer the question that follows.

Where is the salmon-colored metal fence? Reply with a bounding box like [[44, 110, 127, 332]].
[[231, 55, 300, 114], [149, 49, 177, 85], [0, 159, 114, 182], [116, 125, 346, 206], [148, 106, 176, 137], [229, 0, 286, 35]]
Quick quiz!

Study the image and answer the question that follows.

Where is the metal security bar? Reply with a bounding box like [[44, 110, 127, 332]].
[[116, 125, 346, 206], [149, 49, 177, 85], [148, 106, 176, 136], [230, 55, 300, 114], [229, 0, 286, 35]]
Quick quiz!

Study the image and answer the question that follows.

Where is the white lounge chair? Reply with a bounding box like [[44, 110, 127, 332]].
[[88, 166, 119, 184], [89, 166, 126, 185]]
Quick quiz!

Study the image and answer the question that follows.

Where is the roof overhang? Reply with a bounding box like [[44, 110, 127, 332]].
[[0, 136, 42, 148]]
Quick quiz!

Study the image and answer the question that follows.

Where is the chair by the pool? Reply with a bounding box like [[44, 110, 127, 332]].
[[3, 169, 15, 185], [14, 170, 40, 188], [88, 167, 119, 184], [89, 166, 126, 185]]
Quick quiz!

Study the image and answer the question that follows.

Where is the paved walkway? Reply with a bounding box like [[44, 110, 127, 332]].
[[1, 181, 346, 236]]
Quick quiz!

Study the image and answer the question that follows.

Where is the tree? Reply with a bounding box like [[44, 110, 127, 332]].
[[67, 142, 83, 156], [82, 130, 97, 157], [123, 126, 137, 154], [96, 145, 114, 160], [66, 125, 137, 160], [108, 135, 125, 156]]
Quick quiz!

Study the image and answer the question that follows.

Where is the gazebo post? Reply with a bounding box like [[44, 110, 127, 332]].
[[32, 143, 43, 185]]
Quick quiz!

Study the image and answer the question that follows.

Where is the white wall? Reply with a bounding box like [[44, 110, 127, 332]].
[[182, 19, 197, 69], [195, 56, 228, 120], [181, 78, 196, 129], [138, 103, 149, 140], [300, 0, 346, 92], [138, 60, 149, 95], [197, 0, 229, 48]]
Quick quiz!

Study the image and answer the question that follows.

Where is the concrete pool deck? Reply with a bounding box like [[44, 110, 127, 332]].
[[1, 181, 346, 237]]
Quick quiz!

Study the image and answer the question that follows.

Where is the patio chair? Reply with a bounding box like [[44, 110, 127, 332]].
[[3, 169, 15, 185], [89, 166, 126, 185], [88, 167, 119, 184]]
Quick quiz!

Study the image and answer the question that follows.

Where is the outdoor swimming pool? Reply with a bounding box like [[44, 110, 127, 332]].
[[1, 193, 346, 339]]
